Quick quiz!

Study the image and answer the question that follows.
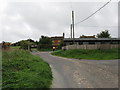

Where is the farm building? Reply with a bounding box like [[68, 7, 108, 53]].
[[63, 38, 120, 50], [1, 42, 11, 50], [51, 33, 64, 48]]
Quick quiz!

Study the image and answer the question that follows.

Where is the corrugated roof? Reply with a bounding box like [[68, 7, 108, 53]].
[[51, 36, 63, 38], [64, 38, 120, 41]]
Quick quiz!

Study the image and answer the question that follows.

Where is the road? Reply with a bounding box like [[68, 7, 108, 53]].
[[32, 51, 118, 88]]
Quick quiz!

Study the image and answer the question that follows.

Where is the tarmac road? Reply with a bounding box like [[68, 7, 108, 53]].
[[32, 51, 118, 88]]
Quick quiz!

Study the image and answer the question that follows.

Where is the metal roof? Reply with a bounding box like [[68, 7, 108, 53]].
[[64, 38, 120, 41]]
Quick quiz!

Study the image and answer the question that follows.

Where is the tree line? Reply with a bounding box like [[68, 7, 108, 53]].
[[2, 30, 111, 50], [80, 30, 111, 38], [11, 36, 52, 50]]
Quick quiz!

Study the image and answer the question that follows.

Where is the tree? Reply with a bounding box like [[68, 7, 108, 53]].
[[58, 40, 64, 49], [38, 35, 52, 49], [26, 39, 35, 43], [12, 39, 36, 46], [80, 35, 87, 38], [20, 39, 36, 50], [11, 41, 20, 46], [35, 41, 39, 45], [97, 30, 111, 38], [20, 40, 29, 50]]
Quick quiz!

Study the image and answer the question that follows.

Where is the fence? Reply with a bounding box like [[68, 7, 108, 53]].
[[62, 44, 120, 50]]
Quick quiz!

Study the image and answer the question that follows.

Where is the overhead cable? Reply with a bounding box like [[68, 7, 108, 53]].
[[75, 0, 112, 25]]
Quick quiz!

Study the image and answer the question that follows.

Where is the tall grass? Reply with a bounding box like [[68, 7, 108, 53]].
[[2, 50, 52, 88], [0, 50, 2, 89], [52, 48, 119, 60]]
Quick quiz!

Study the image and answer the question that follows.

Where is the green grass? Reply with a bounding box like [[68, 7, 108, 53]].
[[0, 50, 2, 89], [2, 49, 52, 88], [52, 48, 120, 60], [10, 46, 20, 49]]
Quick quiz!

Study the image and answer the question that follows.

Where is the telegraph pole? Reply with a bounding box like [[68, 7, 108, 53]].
[[28, 38, 30, 51], [72, 11, 75, 44], [71, 24, 72, 39]]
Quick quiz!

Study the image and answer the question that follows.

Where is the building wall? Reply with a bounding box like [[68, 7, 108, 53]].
[[52, 40, 62, 46], [51, 37, 64, 48], [62, 44, 120, 50]]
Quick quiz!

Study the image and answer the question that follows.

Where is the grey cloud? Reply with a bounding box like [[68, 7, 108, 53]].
[[1, 1, 118, 43]]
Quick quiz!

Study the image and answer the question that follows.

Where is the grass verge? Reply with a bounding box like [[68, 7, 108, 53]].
[[51, 48, 119, 60], [2, 49, 52, 88], [0, 50, 2, 89]]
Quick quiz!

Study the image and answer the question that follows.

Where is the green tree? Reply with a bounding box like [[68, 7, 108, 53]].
[[58, 40, 64, 49], [26, 39, 35, 43], [20, 40, 29, 50], [38, 36, 52, 50], [20, 39, 37, 51], [80, 35, 87, 38], [35, 41, 39, 45], [12, 39, 35, 47], [97, 30, 111, 38]]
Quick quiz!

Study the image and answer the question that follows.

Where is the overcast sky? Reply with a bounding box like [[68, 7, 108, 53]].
[[0, 0, 119, 43]]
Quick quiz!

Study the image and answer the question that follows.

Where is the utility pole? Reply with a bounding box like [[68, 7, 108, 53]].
[[72, 11, 75, 44], [71, 24, 72, 39], [28, 38, 30, 52]]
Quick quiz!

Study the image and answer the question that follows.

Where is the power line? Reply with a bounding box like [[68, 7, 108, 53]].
[[75, 0, 112, 25]]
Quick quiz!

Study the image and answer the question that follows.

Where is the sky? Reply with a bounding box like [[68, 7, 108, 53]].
[[0, 0, 119, 43]]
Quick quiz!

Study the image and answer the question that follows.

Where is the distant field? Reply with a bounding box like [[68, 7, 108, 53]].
[[2, 49, 52, 88], [52, 48, 119, 60], [10, 46, 20, 49]]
